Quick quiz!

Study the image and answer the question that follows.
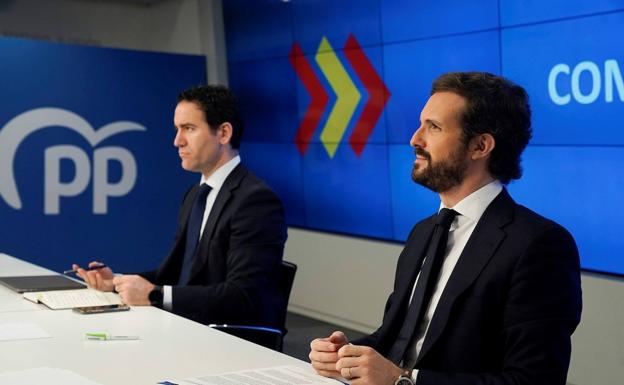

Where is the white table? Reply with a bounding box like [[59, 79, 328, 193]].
[[0, 253, 59, 313], [0, 253, 307, 384]]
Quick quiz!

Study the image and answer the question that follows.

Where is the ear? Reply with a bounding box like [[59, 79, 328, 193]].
[[469, 133, 495, 160], [217, 122, 233, 146]]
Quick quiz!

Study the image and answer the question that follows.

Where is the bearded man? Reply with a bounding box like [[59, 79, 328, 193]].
[[309, 72, 582, 385]]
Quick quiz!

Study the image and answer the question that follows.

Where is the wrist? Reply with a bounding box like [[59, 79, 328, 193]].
[[148, 285, 163, 307], [393, 368, 414, 385]]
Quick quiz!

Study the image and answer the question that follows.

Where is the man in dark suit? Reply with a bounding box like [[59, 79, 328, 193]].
[[309, 72, 582, 385], [74, 85, 287, 327]]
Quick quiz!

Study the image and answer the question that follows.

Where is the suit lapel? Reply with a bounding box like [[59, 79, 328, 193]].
[[189, 164, 247, 280], [378, 217, 436, 354], [416, 189, 514, 363], [156, 185, 198, 282]]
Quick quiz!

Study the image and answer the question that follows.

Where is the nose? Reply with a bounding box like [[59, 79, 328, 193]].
[[173, 129, 184, 148], [410, 125, 425, 148]]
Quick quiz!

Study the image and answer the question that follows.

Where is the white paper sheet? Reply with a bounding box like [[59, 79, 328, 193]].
[[0, 322, 51, 341], [0, 367, 103, 385], [167, 365, 344, 385]]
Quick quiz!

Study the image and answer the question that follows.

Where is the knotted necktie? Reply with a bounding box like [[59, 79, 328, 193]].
[[178, 183, 212, 285], [387, 208, 458, 365]]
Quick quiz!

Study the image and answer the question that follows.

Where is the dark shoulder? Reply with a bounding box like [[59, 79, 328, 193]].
[[233, 166, 284, 206], [508, 202, 575, 246]]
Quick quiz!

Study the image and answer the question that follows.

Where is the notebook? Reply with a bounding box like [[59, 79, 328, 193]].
[[0, 275, 86, 293], [23, 288, 122, 310]]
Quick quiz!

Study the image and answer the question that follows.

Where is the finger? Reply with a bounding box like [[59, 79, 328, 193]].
[[311, 361, 338, 371], [94, 272, 108, 290], [340, 367, 354, 379], [338, 344, 367, 357], [329, 331, 348, 344], [313, 369, 342, 379], [309, 350, 339, 363], [83, 271, 98, 287], [118, 291, 129, 304], [336, 356, 359, 370], [88, 261, 103, 268], [311, 341, 340, 353], [74, 267, 87, 281], [114, 282, 127, 293]]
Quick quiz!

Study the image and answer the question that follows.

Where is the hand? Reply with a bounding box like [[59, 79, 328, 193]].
[[112, 275, 154, 306], [336, 344, 403, 385], [73, 261, 114, 292], [309, 331, 349, 378]]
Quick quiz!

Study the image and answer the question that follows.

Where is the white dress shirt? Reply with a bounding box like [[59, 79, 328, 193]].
[[407, 180, 503, 381], [163, 155, 241, 310]]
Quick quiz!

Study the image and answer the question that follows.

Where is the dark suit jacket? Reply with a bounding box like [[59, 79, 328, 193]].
[[354, 189, 582, 385], [139, 164, 287, 327]]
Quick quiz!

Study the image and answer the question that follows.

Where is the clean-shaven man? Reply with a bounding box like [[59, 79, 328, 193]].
[[74, 85, 287, 327]]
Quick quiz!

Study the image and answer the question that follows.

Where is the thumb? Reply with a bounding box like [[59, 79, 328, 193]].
[[329, 331, 348, 345]]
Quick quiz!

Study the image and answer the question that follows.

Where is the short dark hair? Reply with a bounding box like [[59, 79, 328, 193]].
[[431, 72, 532, 184], [177, 85, 244, 149]]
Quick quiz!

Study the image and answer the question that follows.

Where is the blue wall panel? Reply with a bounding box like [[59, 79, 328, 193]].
[[382, 0, 499, 43], [0, 37, 205, 273], [509, 146, 624, 274], [502, 12, 624, 145], [229, 57, 300, 143], [239, 142, 306, 226], [500, 0, 624, 26], [302, 143, 393, 238], [223, 0, 293, 62], [291, 0, 381, 55], [384, 31, 500, 144]]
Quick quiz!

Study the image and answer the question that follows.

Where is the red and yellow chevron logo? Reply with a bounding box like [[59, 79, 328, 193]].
[[289, 34, 390, 158]]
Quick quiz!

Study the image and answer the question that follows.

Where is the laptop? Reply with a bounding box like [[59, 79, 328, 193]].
[[0, 275, 86, 293]]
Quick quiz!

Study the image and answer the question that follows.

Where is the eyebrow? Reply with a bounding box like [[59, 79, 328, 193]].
[[175, 123, 196, 129], [423, 118, 443, 127]]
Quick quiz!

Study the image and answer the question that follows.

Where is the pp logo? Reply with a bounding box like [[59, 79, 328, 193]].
[[0, 108, 146, 214]]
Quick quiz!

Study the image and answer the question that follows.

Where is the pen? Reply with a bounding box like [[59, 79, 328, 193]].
[[63, 264, 108, 275], [85, 332, 139, 341]]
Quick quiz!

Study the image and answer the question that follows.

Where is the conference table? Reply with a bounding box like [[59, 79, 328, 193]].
[[0, 253, 323, 384]]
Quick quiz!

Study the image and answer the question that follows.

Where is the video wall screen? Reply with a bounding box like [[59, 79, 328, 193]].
[[224, 0, 624, 277]]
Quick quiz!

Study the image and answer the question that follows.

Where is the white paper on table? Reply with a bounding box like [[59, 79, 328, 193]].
[[0, 367, 103, 385], [0, 322, 51, 341], [167, 365, 345, 385]]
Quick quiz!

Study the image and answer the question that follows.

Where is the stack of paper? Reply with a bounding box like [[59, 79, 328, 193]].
[[165, 365, 344, 385]]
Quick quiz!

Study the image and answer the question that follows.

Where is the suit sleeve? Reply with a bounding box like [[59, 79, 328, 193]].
[[170, 185, 287, 326], [416, 224, 582, 385]]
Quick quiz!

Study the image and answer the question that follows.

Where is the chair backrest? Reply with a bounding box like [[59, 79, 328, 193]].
[[278, 260, 297, 333]]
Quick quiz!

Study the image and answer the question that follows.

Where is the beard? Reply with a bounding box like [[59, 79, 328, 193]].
[[411, 144, 469, 193]]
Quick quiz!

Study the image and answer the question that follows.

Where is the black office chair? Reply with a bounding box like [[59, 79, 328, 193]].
[[209, 260, 297, 351]]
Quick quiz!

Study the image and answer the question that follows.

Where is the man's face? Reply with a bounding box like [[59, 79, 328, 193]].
[[173, 101, 222, 176], [410, 92, 470, 193]]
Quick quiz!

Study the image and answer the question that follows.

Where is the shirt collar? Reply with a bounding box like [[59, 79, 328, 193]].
[[200, 155, 241, 190], [439, 180, 503, 223]]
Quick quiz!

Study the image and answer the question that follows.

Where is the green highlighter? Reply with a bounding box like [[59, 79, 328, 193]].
[[85, 332, 139, 341]]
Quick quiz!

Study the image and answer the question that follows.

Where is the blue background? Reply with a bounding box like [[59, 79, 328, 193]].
[[0, 37, 206, 274], [223, 0, 624, 277]]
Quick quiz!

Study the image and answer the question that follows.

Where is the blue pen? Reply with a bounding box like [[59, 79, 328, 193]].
[[63, 264, 108, 275]]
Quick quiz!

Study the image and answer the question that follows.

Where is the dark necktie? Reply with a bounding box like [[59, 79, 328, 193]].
[[387, 208, 458, 365], [178, 183, 212, 285]]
